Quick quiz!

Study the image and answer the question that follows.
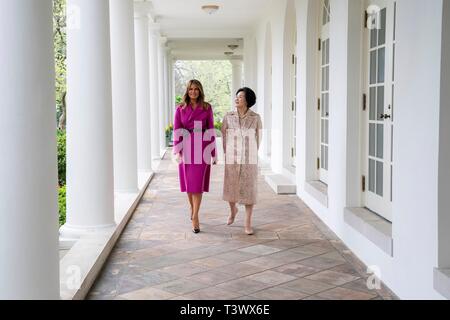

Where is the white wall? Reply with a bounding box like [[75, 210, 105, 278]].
[[253, 0, 447, 299], [438, 0, 450, 269]]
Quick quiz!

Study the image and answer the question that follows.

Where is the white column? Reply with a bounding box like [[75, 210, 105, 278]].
[[0, 0, 59, 299], [61, 0, 115, 239], [159, 39, 168, 152], [231, 59, 243, 109], [110, 0, 138, 193], [134, 3, 152, 173], [149, 26, 161, 159]]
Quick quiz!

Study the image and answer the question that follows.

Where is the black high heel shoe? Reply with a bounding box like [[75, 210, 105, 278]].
[[192, 227, 200, 234]]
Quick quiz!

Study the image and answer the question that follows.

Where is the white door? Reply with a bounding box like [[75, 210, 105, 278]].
[[319, 0, 330, 183], [364, 0, 396, 221]]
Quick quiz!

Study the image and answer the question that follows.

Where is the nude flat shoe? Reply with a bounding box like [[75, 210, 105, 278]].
[[244, 227, 254, 235]]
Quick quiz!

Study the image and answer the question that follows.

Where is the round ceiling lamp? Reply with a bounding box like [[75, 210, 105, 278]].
[[224, 52, 234, 56], [201, 5, 220, 15], [228, 44, 239, 50]]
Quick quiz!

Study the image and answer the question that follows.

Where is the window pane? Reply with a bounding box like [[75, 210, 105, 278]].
[[377, 123, 384, 159], [392, 44, 396, 81], [390, 165, 393, 201], [326, 39, 330, 64], [378, 8, 386, 46], [377, 47, 385, 83], [322, 2, 327, 25], [370, 51, 377, 84], [370, 87, 376, 120], [321, 120, 325, 143], [325, 120, 329, 144], [324, 93, 329, 115], [321, 146, 325, 169], [322, 41, 325, 65], [377, 86, 384, 120], [394, 2, 397, 41], [370, 27, 378, 49], [321, 93, 325, 117], [369, 159, 375, 192], [325, 146, 329, 170], [392, 85, 395, 121], [376, 161, 383, 196], [391, 124, 394, 162], [322, 67, 325, 90], [369, 123, 375, 157], [325, 66, 329, 91]]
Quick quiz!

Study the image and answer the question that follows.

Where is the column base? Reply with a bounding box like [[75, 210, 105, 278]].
[[59, 223, 117, 242]]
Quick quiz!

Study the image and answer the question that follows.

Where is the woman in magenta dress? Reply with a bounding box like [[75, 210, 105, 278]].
[[173, 79, 217, 233]]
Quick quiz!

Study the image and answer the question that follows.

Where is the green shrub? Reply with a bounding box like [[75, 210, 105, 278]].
[[59, 185, 66, 226], [57, 130, 66, 186], [214, 121, 222, 137]]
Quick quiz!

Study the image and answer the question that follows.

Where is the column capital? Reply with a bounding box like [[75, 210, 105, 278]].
[[230, 59, 243, 66], [134, 1, 153, 19], [149, 22, 161, 32], [160, 36, 168, 45]]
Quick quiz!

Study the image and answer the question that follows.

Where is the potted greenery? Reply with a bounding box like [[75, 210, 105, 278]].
[[165, 123, 173, 147]]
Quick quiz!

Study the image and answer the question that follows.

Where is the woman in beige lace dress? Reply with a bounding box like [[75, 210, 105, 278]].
[[221, 87, 262, 235]]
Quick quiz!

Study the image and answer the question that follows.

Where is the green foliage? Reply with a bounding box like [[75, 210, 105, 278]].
[[175, 95, 183, 105], [59, 185, 66, 226], [53, 0, 67, 121], [174, 60, 231, 122], [214, 121, 222, 137], [57, 130, 66, 186]]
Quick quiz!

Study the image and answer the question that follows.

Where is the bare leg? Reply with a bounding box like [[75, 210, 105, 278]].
[[244, 205, 254, 235], [192, 193, 203, 232], [227, 202, 239, 225], [187, 193, 193, 220]]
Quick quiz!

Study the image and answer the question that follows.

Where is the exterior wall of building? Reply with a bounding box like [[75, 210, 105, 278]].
[[253, 0, 447, 299]]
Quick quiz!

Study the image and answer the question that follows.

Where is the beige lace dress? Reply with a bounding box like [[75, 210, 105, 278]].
[[221, 110, 262, 205]]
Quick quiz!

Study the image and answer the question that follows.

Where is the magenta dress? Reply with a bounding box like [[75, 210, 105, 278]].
[[173, 103, 216, 193]]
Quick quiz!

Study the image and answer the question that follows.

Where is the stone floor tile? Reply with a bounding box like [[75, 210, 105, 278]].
[[315, 287, 377, 300], [238, 244, 283, 256], [218, 262, 266, 277], [274, 263, 322, 278], [305, 270, 360, 286], [244, 270, 297, 286], [154, 278, 210, 295], [280, 278, 335, 295], [187, 270, 240, 286], [117, 287, 176, 300], [215, 278, 272, 296], [181, 287, 242, 300], [250, 287, 309, 300]]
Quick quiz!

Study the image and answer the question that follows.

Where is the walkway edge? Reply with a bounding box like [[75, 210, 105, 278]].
[[59, 170, 155, 300]]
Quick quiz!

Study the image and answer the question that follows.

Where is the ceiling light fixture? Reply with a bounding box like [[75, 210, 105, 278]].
[[201, 5, 220, 15], [224, 52, 234, 56], [228, 44, 239, 50]]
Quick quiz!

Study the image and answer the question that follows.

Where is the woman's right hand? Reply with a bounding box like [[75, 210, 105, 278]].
[[175, 153, 182, 164]]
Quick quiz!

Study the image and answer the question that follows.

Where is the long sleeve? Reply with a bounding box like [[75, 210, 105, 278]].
[[173, 106, 183, 155], [256, 114, 263, 150], [207, 106, 217, 158], [221, 115, 228, 154]]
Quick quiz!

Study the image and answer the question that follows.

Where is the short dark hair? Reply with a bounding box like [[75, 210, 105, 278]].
[[236, 87, 256, 108]]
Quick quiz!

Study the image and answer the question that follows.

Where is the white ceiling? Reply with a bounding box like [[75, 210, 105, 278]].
[[135, 0, 272, 60]]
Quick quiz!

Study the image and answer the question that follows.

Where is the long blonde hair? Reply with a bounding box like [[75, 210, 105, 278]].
[[181, 79, 210, 110]]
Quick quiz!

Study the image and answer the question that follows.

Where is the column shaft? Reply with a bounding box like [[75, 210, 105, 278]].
[[134, 10, 152, 172], [149, 29, 161, 159], [110, 0, 138, 192], [0, 0, 59, 299], [62, 0, 115, 238]]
